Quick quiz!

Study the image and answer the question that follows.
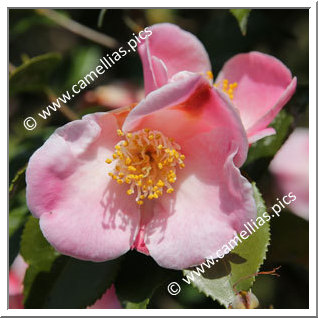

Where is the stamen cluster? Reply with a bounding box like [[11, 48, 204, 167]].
[[215, 79, 238, 100], [106, 128, 185, 205]]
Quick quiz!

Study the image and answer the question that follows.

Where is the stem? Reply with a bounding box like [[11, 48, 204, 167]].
[[36, 9, 119, 49], [233, 266, 281, 294], [46, 88, 79, 122]]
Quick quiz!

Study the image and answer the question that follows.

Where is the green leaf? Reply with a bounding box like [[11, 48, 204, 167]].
[[115, 251, 176, 303], [125, 299, 150, 309], [184, 183, 270, 307], [21, 216, 60, 302], [64, 46, 102, 90], [9, 52, 61, 96], [21, 216, 59, 268], [230, 9, 251, 35]]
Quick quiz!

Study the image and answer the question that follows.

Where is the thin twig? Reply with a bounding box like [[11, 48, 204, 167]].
[[36, 9, 119, 49], [123, 15, 144, 33], [233, 266, 281, 295], [46, 88, 79, 122]]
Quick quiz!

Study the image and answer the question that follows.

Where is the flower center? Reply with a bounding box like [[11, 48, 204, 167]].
[[214, 79, 238, 100], [105, 128, 186, 205]]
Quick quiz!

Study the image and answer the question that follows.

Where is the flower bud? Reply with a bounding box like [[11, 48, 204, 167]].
[[229, 291, 259, 309]]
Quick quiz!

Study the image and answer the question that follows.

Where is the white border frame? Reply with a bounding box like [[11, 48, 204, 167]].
[[3, 1, 316, 316]]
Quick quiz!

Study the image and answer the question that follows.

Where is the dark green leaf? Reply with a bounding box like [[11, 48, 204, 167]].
[[25, 256, 122, 309], [230, 9, 251, 35], [9, 53, 61, 96], [115, 251, 176, 303], [184, 183, 270, 307], [9, 190, 30, 265]]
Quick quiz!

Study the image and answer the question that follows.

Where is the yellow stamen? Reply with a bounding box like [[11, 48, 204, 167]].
[[117, 129, 124, 136], [105, 128, 185, 205], [206, 70, 213, 80], [214, 78, 238, 100]]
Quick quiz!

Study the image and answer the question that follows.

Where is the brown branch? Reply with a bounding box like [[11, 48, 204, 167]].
[[36, 9, 119, 49]]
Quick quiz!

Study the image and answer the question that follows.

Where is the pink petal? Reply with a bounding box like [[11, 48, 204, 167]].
[[216, 52, 297, 141], [123, 73, 248, 168], [138, 23, 211, 95], [9, 295, 24, 309], [88, 285, 122, 309], [26, 112, 140, 261], [143, 134, 256, 269], [9, 255, 28, 296], [269, 128, 309, 220]]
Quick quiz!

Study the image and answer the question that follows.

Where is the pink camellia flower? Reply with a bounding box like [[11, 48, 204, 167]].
[[139, 23, 297, 144], [26, 73, 255, 270], [26, 23, 295, 270], [269, 128, 309, 220], [9, 255, 28, 309]]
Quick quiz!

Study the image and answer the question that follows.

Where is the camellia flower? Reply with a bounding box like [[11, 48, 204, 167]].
[[229, 291, 259, 309], [269, 128, 309, 220], [26, 23, 295, 270]]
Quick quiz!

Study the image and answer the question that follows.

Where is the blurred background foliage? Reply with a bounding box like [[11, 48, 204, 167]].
[[9, 9, 309, 309]]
